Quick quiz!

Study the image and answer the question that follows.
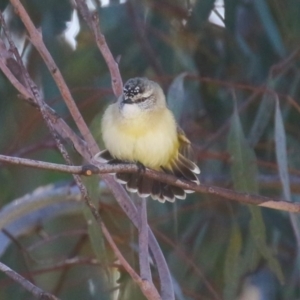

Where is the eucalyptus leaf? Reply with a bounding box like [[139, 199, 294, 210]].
[[228, 103, 284, 285], [254, 0, 286, 57], [167, 73, 187, 122], [248, 93, 275, 147], [224, 222, 242, 300], [274, 98, 291, 201], [82, 176, 111, 282], [228, 103, 258, 193]]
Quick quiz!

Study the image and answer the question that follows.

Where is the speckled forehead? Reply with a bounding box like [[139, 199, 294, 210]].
[[123, 79, 152, 99], [123, 85, 143, 98]]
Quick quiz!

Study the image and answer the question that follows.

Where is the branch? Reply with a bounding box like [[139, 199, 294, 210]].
[[3, 2, 174, 298], [3, 2, 154, 296], [100, 220, 161, 300], [9, 0, 97, 154], [0, 261, 58, 300], [0, 44, 88, 159], [126, 1, 165, 78], [0, 154, 299, 213], [75, 0, 123, 97], [137, 197, 152, 282]]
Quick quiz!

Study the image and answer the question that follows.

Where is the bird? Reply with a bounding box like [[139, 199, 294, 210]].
[[95, 77, 200, 203]]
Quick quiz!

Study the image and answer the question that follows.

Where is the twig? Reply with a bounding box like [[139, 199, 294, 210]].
[[3, 2, 175, 298], [100, 221, 161, 300], [52, 235, 88, 295], [0, 43, 170, 299], [75, 0, 123, 97], [0, 54, 88, 159], [10, 0, 97, 154], [6, 8, 97, 277], [126, 1, 165, 78], [137, 197, 152, 282], [1, 229, 36, 284], [0, 154, 299, 213], [0, 261, 59, 300], [154, 230, 222, 300], [4, 3, 158, 297], [199, 90, 260, 151], [270, 46, 300, 77]]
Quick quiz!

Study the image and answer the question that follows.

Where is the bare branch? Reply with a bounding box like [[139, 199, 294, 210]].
[[137, 197, 152, 282], [0, 261, 59, 300], [9, 0, 97, 154], [3, 2, 175, 298], [0, 57, 88, 158], [75, 0, 123, 97], [0, 154, 299, 213], [100, 220, 161, 300], [4, 2, 154, 296]]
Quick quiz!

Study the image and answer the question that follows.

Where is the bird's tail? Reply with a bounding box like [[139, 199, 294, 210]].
[[94, 149, 200, 203]]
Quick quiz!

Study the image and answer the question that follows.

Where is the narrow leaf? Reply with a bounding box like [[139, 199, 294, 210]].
[[224, 222, 243, 300], [82, 176, 112, 281], [248, 93, 275, 147], [228, 103, 258, 193], [254, 0, 285, 57], [274, 97, 291, 201], [274, 98, 300, 252], [167, 73, 187, 122], [249, 206, 284, 284], [228, 103, 284, 285]]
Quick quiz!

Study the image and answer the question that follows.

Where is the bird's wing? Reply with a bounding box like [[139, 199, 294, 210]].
[[176, 125, 195, 161], [176, 125, 200, 174]]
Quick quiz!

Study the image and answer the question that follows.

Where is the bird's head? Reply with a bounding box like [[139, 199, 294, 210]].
[[119, 78, 166, 116]]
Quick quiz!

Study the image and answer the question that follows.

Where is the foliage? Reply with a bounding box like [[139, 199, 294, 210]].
[[0, 0, 300, 299]]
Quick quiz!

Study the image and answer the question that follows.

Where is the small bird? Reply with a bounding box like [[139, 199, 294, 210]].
[[97, 77, 200, 203]]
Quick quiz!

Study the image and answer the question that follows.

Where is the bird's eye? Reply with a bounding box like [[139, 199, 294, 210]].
[[135, 97, 147, 103]]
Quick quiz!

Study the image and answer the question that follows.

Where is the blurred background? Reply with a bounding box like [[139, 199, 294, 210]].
[[0, 0, 300, 299]]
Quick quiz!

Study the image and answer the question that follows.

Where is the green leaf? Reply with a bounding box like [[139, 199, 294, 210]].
[[249, 206, 284, 284], [224, 0, 238, 31], [167, 73, 187, 122], [82, 177, 112, 282], [223, 221, 243, 300], [248, 92, 275, 147], [240, 233, 260, 273], [228, 103, 258, 193], [228, 103, 284, 284], [274, 98, 291, 201], [254, 0, 286, 57]]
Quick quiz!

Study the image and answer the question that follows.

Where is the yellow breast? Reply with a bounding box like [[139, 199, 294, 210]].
[[101, 104, 178, 169]]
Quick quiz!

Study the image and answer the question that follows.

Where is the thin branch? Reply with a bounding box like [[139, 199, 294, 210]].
[[100, 221, 161, 300], [0, 37, 170, 300], [0, 56, 33, 100], [0, 154, 299, 213], [9, 0, 96, 154], [75, 0, 123, 97], [154, 230, 222, 300], [1, 229, 36, 284], [3, 2, 174, 298], [126, 1, 165, 78], [199, 90, 260, 151], [270, 46, 300, 77], [0, 261, 59, 300], [0, 51, 88, 159], [52, 234, 88, 295], [3, 3, 159, 297], [137, 197, 152, 282]]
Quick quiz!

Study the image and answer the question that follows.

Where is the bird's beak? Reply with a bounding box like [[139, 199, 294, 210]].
[[122, 97, 133, 104]]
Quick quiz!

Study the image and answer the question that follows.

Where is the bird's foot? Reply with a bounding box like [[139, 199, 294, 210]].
[[136, 161, 146, 174]]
